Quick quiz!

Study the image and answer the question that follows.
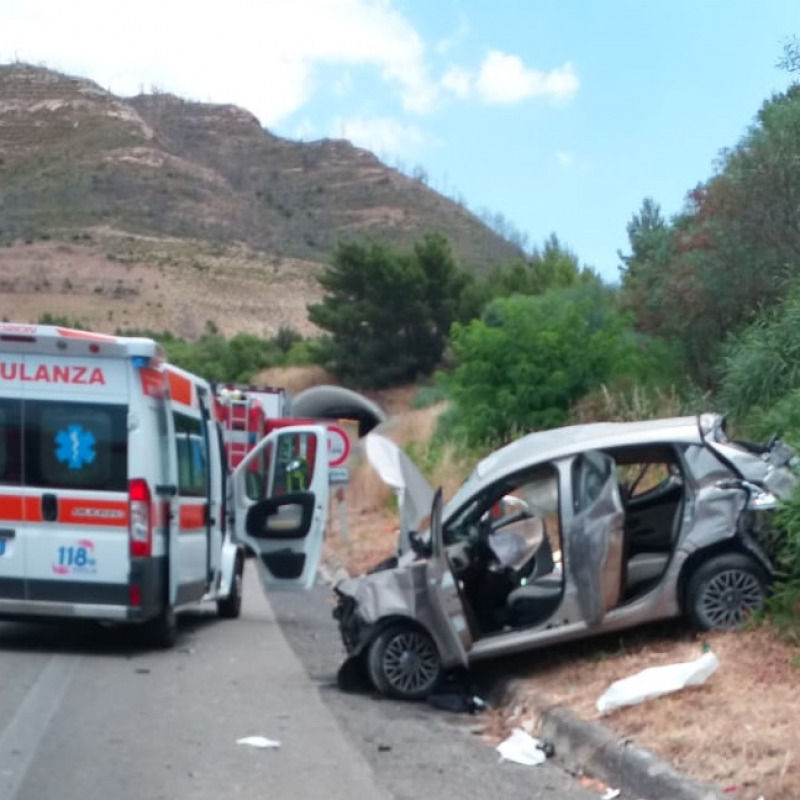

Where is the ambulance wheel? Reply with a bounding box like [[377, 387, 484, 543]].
[[366, 623, 442, 701], [145, 606, 178, 649], [217, 557, 244, 619]]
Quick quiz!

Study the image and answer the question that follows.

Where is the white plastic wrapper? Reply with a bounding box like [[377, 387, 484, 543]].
[[495, 728, 547, 766], [596, 650, 720, 715], [236, 736, 281, 749]]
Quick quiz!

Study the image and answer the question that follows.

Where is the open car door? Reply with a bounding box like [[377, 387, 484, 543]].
[[425, 488, 473, 668], [565, 451, 625, 627], [230, 424, 329, 591]]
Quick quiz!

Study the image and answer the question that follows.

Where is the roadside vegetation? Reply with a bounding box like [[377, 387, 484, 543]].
[[35, 40, 800, 642], [313, 38, 800, 645]]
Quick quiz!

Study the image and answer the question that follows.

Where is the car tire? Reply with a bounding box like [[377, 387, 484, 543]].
[[145, 605, 178, 649], [366, 623, 442, 701], [685, 553, 769, 631], [217, 557, 243, 619]]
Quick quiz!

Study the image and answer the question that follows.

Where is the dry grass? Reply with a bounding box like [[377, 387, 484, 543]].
[[325, 384, 800, 800], [494, 625, 800, 800], [0, 235, 324, 339]]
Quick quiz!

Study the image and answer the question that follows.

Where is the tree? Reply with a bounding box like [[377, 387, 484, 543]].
[[778, 35, 800, 74], [308, 234, 466, 388], [529, 233, 597, 293], [442, 284, 635, 446], [464, 234, 602, 318], [619, 82, 800, 388]]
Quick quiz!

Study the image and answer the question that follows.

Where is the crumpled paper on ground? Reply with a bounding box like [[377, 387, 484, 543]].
[[496, 728, 547, 766], [236, 736, 281, 749], [596, 650, 719, 715]]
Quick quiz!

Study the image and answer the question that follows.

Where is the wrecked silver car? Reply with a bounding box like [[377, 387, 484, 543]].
[[334, 413, 797, 700]]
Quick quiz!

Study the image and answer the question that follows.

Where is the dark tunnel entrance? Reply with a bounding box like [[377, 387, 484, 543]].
[[290, 385, 386, 437]]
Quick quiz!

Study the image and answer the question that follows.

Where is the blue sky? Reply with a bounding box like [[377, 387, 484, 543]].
[[2, 0, 798, 282]]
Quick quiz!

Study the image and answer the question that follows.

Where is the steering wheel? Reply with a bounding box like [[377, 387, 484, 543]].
[[490, 508, 531, 532]]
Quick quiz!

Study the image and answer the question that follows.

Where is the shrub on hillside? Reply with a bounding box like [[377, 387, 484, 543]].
[[766, 491, 800, 644], [441, 285, 655, 448]]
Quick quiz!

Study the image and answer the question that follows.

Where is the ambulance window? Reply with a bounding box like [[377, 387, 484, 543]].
[[245, 440, 273, 502], [25, 401, 127, 491], [174, 413, 207, 497], [273, 431, 315, 495], [0, 398, 22, 484]]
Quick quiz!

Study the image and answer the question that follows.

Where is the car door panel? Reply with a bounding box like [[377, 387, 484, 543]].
[[425, 488, 472, 667], [230, 425, 329, 591], [566, 452, 625, 626]]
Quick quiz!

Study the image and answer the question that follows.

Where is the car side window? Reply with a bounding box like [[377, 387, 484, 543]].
[[572, 452, 612, 514]]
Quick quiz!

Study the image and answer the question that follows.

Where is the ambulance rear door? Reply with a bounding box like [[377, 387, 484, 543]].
[[17, 353, 132, 609], [230, 424, 329, 591]]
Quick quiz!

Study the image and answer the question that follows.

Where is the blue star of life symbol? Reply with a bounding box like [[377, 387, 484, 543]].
[[55, 425, 97, 470]]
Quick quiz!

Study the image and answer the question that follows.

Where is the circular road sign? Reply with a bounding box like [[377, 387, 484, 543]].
[[327, 424, 351, 467]]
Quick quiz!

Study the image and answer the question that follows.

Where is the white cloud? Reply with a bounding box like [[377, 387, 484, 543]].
[[441, 66, 473, 99], [476, 51, 579, 105], [331, 115, 429, 159], [0, 0, 439, 124]]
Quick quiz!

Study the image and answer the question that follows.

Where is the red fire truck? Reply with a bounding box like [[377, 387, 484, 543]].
[[214, 384, 351, 488], [214, 385, 291, 469]]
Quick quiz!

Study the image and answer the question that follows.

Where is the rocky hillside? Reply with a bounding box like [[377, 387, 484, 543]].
[[0, 64, 522, 337]]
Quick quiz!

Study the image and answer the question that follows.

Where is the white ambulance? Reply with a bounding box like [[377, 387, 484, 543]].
[[0, 323, 329, 645]]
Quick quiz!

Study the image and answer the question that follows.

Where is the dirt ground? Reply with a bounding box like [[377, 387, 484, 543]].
[[324, 394, 800, 800], [0, 236, 323, 339]]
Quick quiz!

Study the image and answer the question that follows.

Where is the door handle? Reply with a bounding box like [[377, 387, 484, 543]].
[[42, 493, 58, 522]]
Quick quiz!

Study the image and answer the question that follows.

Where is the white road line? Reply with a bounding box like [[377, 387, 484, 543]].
[[0, 655, 81, 800]]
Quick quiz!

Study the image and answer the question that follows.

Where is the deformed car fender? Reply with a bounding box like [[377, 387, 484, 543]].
[[334, 562, 466, 669]]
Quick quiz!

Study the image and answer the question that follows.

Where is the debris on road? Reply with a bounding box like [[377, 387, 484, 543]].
[[577, 775, 620, 796], [427, 690, 488, 714], [596, 649, 719, 714], [496, 728, 552, 766], [236, 736, 281, 749]]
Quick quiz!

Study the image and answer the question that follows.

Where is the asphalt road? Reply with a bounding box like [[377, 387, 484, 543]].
[[0, 563, 601, 800], [266, 571, 603, 800]]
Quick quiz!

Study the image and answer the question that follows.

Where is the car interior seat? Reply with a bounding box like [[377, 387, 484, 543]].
[[625, 493, 684, 592], [504, 534, 563, 627]]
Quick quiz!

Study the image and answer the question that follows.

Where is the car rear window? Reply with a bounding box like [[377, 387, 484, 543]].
[[4, 399, 128, 492]]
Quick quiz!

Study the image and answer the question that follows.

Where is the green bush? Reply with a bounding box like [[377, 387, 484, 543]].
[[412, 381, 449, 409], [719, 290, 800, 424], [766, 491, 800, 644], [442, 285, 641, 448]]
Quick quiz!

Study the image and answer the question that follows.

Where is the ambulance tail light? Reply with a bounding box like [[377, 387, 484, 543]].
[[129, 478, 152, 558]]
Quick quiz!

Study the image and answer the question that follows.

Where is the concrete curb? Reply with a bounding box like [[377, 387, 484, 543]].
[[494, 678, 724, 800]]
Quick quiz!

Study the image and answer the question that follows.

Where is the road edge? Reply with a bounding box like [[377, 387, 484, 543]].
[[493, 677, 724, 800]]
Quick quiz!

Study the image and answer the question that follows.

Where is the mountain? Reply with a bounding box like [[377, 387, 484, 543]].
[[0, 63, 523, 338]]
